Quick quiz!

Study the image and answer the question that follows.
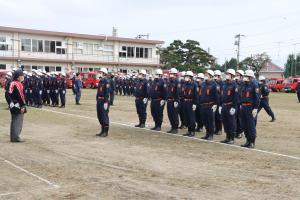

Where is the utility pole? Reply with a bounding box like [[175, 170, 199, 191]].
[[234, 34, 245, 70]]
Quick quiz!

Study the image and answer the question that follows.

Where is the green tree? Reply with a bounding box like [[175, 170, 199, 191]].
[[222, 58, 238, 71], [284, 54, 300, 77], [160, 39, 215, 73], [241, 52, 270, 78]]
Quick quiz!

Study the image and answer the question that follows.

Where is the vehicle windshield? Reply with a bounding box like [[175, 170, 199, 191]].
[[283, 79, 292, 84]]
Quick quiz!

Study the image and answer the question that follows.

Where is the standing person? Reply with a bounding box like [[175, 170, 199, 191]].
[[214, 70, 223, 135], [166, 68, 180, 134], [36, 71, 44, 108], [96, 68, 110, 137], [59, 72, 67, 108], [71, 72, 76, 95], [4, 72, 13, 108], [182, 71, 198, 137], [219, 69, 239, 144], [195, 73, 205, 132], [235, 70, 245, 138], [74, 73, 83, 105], [240, 70, 260, 148], [178, 71, 187, 129], [200, 70, 219, 140], [297, 79, 300, 103], [134, 69, 149, 128], [149, 69, 167, 131], [109, 74, 116, 106], [8, 70, 27, 143], [257, 76, 276, 122]]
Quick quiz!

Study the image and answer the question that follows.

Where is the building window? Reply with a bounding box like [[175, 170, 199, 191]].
[[38, 40, 43, 52], [56, 41, 66, 54], [32, 66, 38, 70], [0, 64, 6, 69], [127, 47, 134, 58], [56, 66, 62, 71], [119, 46, 126, 58], [50, 41, 56, 53], [104, 45, 113, 51], [83, 43, 93, 55], [0, 44, 8, 51], [32, 40, 38, 52], [0, 37, 5, 42], [136, 47, 144, 58], [21, 39, 31, 51]]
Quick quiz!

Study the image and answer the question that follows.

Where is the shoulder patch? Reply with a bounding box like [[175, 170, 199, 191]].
[[147, 83, 150, 87], [177, 83, 181, 88], [255, 88, 259, 93], [235, 87, 238, 92], [164, 83, 167, 88], [106, 84, 110, 88]]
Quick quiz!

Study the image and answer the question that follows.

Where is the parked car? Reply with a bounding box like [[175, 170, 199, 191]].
[[268, 78, 284, 92], [80, 71, 100, 89], [282, 77, 300, 93]]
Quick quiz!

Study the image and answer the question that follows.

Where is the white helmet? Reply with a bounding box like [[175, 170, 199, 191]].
[[61, 72, 66, 77], [7, 72, 12, 77], [139, 69, 147, 75], [28, 72, 32, 76], [12, 67, 18, 72], [169, 68, 178, 74], [99, 67, 108, 74], [54, 71, 59, 76], [23, 71, 28, 75], [185, 71, 194, 77], [155, 69, 163, 75], [245, 70, 255, 78], [236, 70, 245, 76], [214, 70, 221, 76], [226, 69, 236, 76], [206, 69, 214, 77], [197, 73, 205, 79], [259, 76, 266, 81]]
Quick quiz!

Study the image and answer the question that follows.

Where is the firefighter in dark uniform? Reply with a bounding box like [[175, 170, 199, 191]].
[[182, 71, 198, 137], [235, 70, 245, 138], [149, 69, 167, 131], [200, 70, 219, 140], [166, 68, 180, 134], [195, 73, 205, 132], [115, 75, 120, 95], [214, 70, 223, 135], [43, 73, 51, 105], [240, 70, 260, 148], [109, 74, 116, 106], [74, 73, 83, 105], [36, 71, 44, 108], [178, 71, 187, 129], [59, 72, 67, 108], [4, 71, 12, 107], [134, 69, 149, 128], [297, 80, 300, 103], [219, 69, 239, 144], [257, 76, 275, 122], [96, 68, 110, 137]]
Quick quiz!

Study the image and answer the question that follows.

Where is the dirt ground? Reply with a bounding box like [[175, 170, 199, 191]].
[[0, 88, 299, 200]]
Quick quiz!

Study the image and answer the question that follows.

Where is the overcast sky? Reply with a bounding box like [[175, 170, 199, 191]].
[[1, 0, 300, 67]]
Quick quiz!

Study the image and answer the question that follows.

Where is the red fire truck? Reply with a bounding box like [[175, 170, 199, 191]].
[[80, 71, 100, 89]]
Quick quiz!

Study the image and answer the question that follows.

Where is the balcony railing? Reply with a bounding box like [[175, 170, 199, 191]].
[[0, 50, 160, 65]]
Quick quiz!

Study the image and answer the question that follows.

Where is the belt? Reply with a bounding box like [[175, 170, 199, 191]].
[[98, 97, 105, 100], [168, 98, 175, 101], [242, 103, 252, 106], [135, 97, 143, 100], [201, 102, 214, 106], [184, 98, 193, 101], [224, 102, 233, 105]]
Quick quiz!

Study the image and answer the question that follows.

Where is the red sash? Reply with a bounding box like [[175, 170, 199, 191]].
[[9, 81, 26, 104]]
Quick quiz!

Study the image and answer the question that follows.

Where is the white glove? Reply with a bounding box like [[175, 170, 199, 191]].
[[252, 109, 258, 118], [143, 98, 148, 104], [212, 105, 217, 112], [230, 107, 236, 115], [63, 90, 65, 94], [47, 90, 50, 93], [30, 90, 32, 93], [174, 101, 179, 108], [55, 90, 58, 93], [9, 102, 14, 108], [192, 104, 197, 111], [218, 106, 222, 114], [104, 103, 108, 111], [160, 100, 165, 106], [39, 91, 42, 95]]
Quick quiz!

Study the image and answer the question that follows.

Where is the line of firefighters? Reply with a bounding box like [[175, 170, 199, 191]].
[[112, 68, 276, 149], [4, 69, 68, 108]]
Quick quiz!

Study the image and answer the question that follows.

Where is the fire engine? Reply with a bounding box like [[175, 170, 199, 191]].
[[268, 78, 284, 92], [80, 71, 100, 89], [283, 76, 300, 93]]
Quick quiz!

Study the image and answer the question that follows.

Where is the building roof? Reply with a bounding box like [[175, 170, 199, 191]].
[[0, 26, 164, 45], [260, 62, 284, 73]]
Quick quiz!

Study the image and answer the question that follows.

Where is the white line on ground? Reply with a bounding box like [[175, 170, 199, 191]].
[[0, 156, 60, 189], [40, 108, 300, 161], [0, 191, 21, 197]]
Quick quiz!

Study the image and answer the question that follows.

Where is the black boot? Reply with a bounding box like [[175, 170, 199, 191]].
[[241, 139, 250, 148], [139, 122, 145, 128], [189, 131, 195, 137], [151, 123, 157, 130], [154, 126, 161, 131], [167, 128, 174, 133], [171, 128, 178, 134], [270, 117, 276, 122], [220, 134, 230, 143], [226, 133, 235, 144], [202, 133, 213, 140], [183, 131, 191, 136], [96, 126, 104, 136], [248, 137, 255, 148], [135, 122, 141, 127], [100, 127, 109, 137]]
